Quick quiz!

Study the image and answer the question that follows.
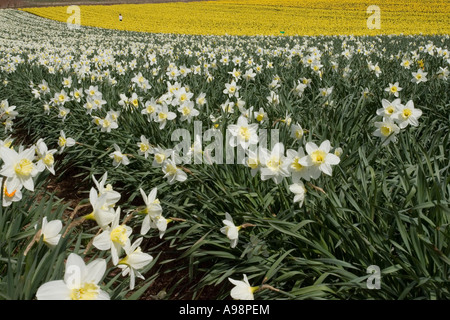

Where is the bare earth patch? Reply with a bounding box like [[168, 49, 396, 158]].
[[1, 0, 213, 9]]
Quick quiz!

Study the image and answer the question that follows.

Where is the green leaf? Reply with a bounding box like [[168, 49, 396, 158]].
[[264, 249, 295, 282]]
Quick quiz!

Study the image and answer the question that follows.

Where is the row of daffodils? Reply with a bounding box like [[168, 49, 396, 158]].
[[0, 8, 449, 300]]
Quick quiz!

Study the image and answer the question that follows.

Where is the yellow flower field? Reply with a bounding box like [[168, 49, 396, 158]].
[[21, 0, 449, 36]]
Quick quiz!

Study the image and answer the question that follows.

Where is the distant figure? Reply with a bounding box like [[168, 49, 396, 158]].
[[119, 13, 123, 22]]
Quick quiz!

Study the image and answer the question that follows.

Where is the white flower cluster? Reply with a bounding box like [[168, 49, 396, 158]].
[[229, 115, 341, 208], [373, 98, 422, 146], [35, 172, 157, 300], [0, 138, 56, 206], [0, 99, 18, 133]]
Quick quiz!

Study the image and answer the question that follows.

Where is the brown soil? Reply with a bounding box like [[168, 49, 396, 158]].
[[139, 236, 223, 300], [46, 167, 87, 208], [1, 0, 213, 9]]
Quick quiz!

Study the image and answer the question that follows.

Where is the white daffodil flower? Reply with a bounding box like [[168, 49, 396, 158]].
[[1, 100, 18, 119], [299, 140, 340, 179], [2, 177, 22, 207], [196, 92, 207, 107], [177, 101, 199, 123], [155, 103, 176, 129], [118, 237, 153, 290], [259, 142, 291, 184], [150, 214, 171, 239], [38, 216, 63, 248], [253, 107, 268, 124], [70, 88, 83, 102], [92, 172, 121, 208], [393, 100, 422, 129], [223, 80, 241, 98], [373, 117, 401, 146], [0, 145, 38, 192], [162, 158, 187, 184], [411, 69, 428, 84], [85, 85, 100, 98], [141, 99, 158, 122], [294, 81, 307, 97], [110, 143, 130, 168], [57, 130, 75, 154], [286, 147, 311, 182], [245, 149, 261, 177], [228, 274, 259, 300], [139, 187, 163, 235], [172, 87, 194, 107], [35, 138, 57, 175], [58, 106, 70, 122], [334, 147, 343, 157], [436, 66, 449, 80], [53, 89, 70, 106], [137, 135, 152, 159], [289, 182, 306, 208], [376, 98, 402, 119], [151, 146, 173, 167], [62, 77, 72, 88], [93, 207, 131, 265], [36, 253, 109, 300], [220, 212, 241, 248], [290, 122, 304, 140], [228, 115, 259, 150], [99, 114, 118, 133], [0, 135, 14, 148], [384, 82, 402, 98], [85, 187, 116, 230]]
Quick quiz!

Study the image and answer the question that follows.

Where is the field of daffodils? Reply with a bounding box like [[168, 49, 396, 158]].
[[0, 5, 449, 300]]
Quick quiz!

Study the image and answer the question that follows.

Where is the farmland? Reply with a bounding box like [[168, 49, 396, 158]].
[[21, 0, 450, 36], [0, 2, 449, 301]]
